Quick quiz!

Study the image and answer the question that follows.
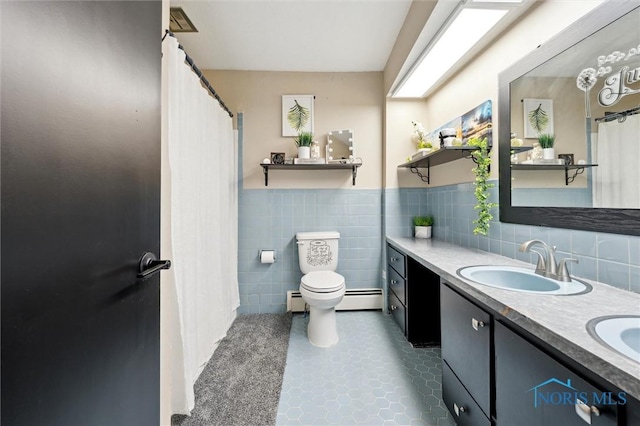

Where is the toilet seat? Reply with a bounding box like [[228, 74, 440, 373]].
[[301, 271, 345, 293]]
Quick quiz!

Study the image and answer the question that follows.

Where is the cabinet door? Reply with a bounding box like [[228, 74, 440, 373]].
[[441, 283, 491, 416], [443, 362, 491, 426], [495, 322, 618, 426]]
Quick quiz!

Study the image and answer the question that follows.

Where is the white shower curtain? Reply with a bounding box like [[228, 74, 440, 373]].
[[594, 114, 640, 208], [162, 35, 240, 415]]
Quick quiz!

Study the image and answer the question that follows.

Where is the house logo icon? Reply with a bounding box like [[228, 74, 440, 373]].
[[528, 378, 577, 408]]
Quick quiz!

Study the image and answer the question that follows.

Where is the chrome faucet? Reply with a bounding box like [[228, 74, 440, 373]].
[[519, 239, 578, 282]]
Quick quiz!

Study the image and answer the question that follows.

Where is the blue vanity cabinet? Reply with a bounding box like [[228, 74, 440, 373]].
[[440, 282, 492, 425], [387, 244, 441, 346], [495, 321, 618, 426]]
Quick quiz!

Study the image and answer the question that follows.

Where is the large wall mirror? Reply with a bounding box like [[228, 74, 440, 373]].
[[498, 1, 640, 236]]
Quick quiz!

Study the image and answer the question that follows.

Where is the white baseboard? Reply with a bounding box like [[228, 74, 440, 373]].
[[286, 288, 383, 312]]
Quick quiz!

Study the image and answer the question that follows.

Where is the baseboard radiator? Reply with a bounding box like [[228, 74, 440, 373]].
[[286, 288, 384, 312]]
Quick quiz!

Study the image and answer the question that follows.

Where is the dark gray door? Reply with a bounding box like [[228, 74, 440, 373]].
[[1, 2, 161, 425]]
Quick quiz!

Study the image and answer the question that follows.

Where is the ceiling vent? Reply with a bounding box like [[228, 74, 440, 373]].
[[170, 7, 198, 33]]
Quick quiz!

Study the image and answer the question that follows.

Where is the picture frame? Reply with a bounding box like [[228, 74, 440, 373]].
[[523, 98, 554, 138], [558, 153, 574, 165], [270, 152, 285, 165], [282, 95, 314, 137]]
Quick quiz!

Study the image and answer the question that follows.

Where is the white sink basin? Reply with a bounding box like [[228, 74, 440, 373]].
[[457, 265, 591, 295], [588, 316, 640, 363]]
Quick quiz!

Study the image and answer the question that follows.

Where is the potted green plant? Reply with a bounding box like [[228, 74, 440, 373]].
[[295, 131, 314, 159], [538, 133, 555, 160], [413, 215, 434, 239]]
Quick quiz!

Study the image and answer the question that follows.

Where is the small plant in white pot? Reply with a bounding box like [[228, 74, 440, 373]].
[[538, 133, 555, 160], [413, 215, 434, 239], [295, 131, 314, 159]]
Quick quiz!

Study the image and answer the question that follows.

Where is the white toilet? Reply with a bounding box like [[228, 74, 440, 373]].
[[296, 231, 346, 347]]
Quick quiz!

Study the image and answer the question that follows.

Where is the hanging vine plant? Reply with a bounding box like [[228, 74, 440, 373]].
[[468, 137, 497, 236]]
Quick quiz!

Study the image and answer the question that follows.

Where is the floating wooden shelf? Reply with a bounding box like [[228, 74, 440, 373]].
[[511, 163, 598, 185], [510, 146, 534, 153], [398, 146, 489, 184], [260, 163, 362, 186]]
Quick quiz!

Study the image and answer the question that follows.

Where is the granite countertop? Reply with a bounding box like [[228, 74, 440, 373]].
[[386, 236, 640, 401]]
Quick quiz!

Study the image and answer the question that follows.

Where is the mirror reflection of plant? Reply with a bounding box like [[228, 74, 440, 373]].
[[537, 133, 555, 149], [294, 131, 314, 147], [468, 137, 497, 236]]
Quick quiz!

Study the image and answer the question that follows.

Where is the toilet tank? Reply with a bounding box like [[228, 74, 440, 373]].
[[296, 231, 340, 274]]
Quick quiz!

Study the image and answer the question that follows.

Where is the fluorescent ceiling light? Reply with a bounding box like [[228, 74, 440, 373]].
[[393, 8, 509, 98], [471, 0, 523, 3]]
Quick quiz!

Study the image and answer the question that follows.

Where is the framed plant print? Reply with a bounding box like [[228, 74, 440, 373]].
[[282, 95, 314, 137]]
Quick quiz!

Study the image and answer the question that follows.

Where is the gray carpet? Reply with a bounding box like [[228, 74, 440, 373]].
[[172, 313, 292, 426]]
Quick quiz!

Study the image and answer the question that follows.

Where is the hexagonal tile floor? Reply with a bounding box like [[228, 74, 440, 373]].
[[276, 311, 455, 425]]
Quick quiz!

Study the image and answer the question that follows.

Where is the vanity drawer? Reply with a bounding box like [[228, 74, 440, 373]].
[[443, 361, 491, 426], [387, 246, 406, 277], [388, 291, 406, 335], [441, 283, 491, 416], [388, 266, 406, 305]]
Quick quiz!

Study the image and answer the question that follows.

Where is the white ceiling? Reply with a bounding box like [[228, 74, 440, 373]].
[[170, 0, 415, 72]]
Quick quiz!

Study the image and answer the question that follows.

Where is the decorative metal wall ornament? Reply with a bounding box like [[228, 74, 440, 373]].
[[577, 68, 597, 117]]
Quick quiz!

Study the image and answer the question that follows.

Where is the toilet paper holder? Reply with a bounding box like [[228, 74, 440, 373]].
[[259, 249, 277, 263]]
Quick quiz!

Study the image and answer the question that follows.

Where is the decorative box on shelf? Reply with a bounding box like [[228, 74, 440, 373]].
[[410, 149, 434, 161], [294, 158, 326, 165], [516, 159, 565, 165]]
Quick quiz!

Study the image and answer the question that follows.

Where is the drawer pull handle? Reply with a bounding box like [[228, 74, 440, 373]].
[[472, 318, 485, 331], [453, 403, 465, 416], [576, 399, 600, 422], [390, 257, 398, 262], [391, 279, 398, 284], [390, 304, 397, 311]]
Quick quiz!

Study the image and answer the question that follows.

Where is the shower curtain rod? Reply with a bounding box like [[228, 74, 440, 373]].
[[163, 30, 234, 118], [595, 105, 640, 123]]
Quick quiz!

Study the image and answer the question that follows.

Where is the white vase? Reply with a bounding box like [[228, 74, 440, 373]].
[[542, 147, 555, 160], [298, 146, 310, 159], [415, 226, 432, 239]]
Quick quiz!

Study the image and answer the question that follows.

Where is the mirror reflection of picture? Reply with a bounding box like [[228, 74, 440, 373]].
[[523, 98, 554, 138]]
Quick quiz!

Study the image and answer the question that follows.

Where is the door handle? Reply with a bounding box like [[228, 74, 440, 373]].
[[138, 252, 171, 279]]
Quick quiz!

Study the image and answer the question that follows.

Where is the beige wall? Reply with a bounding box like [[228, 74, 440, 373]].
[[203, 70, 384, 189], [386, 0, 604, 189]]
